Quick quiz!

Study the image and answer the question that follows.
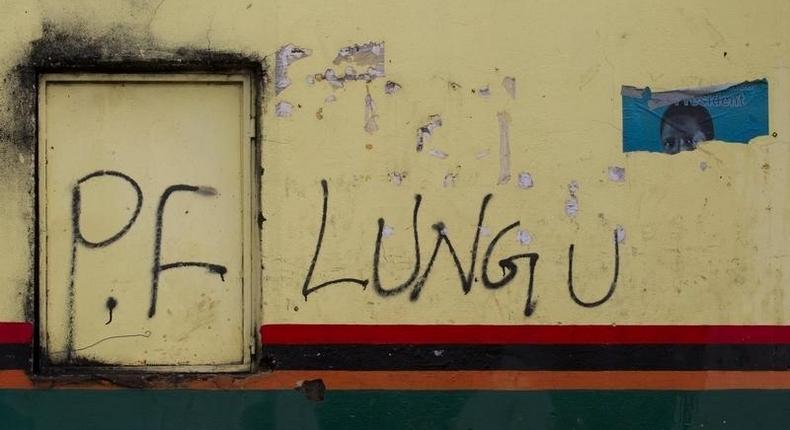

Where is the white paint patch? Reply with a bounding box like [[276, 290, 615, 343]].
[[275, 101, 294, 118], [516, 229, 533, 246], [429, 149, 449, 159], [443, 172, 457, 187], [497, 111, 512, 185], [565, 197, 579, 218], [479, 226, 492, 237], [502, 76, 516, 99], [388, 171, 406, 186], [615, 225, 626, 244], [384, 80, 402, 95], [477, 85, 491, 97], [305, 75, 315, 85], [275, 44, 311, 95], [433, 349, 445, 357], [382, 225, 395, 238], [566, 180, 580, 218], [364, 90, 379, 134], [417, 115, 443, 152], [608, 166, 626, 182], [517, 171, 534, 189], [324, 94, 337, 104], [699, 161, 709, 171]]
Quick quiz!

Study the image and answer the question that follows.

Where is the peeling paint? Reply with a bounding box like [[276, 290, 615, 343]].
[[479, 226, 492, 237], [608, 166, 626, 182], [699, 161, 709, 171], [516, 229, 533, 246], [384, 80, 402, 95], [502, 76, 516, 99], [443, 172, 457, 188], [317, 69, 345, 89], [275, 101, 293, 118], [333, 41, 385, 78], [364, 88, 379, 133], [295, 379, 326, 402], [315, 107, 323, 120], [565, 180, 579, 218], [616, 225, 626, 244], [476, 149, 490, 159], [305, 75, 315, 85], [517, 171, 534, 189], [496, 112, 511, 185], [275, 44, 311, 95], [417, 115, 442, 152], [324, 94, 337, 104], [382, 225, 394, 238], [388, 171, 406, 186], [476, 85, 491, 97], [429, 149, 448, 159]]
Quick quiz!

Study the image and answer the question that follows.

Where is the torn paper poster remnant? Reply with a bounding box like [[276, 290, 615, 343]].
[[621, 79, 768, 154], [333, 41, 385, 79], [275, 44, 311, 95], [417, 115, 443, 152]]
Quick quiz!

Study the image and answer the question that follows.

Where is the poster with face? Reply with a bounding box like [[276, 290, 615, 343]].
[[621, 79, 769, 154]]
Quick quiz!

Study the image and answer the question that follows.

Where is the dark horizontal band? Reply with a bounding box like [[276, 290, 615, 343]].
[[263, 344, 790, 371], [260, 324, 790, 345], [0, 344, 31, 369]]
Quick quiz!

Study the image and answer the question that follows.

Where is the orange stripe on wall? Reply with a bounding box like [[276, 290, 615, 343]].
[[4, 370, 790, 391]]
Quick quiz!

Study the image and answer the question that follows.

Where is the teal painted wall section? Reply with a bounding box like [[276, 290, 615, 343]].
[[0, 390, 788, 429]]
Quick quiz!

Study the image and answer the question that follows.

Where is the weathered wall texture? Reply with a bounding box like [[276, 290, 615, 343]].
[[1, 0, 789, 332]]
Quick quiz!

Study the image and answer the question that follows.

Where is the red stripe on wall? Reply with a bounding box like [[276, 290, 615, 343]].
[[260, 324, 790, 345], [0, 322, 33, 344]]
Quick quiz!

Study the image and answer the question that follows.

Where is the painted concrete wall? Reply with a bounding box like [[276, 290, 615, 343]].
[[1, 1, 790, 427], [1, 0, 788, 329]]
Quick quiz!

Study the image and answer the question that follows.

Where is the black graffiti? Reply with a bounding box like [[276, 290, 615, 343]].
[[67, 170, 143, 357], [105, 296, 117, 325], [148, 185, 227, 318], [66, 170, 227, 342], [303, 179, 620, 317], [302, 179, 369, 300], [568, 229, 620, 307], [481, 221, 540, 316]]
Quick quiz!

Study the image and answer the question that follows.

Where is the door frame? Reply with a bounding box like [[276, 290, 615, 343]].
[[36, 72, 261, 374]]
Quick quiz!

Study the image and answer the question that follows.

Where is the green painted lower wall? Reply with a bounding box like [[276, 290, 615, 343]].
[[0, 390, 788, 429]]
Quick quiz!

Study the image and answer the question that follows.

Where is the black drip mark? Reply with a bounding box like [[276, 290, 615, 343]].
[[480, 221, 539, 316], [67, 170, 143, 359], [105, 296, 117, 325], [148, 185, 227, 318], [301, 180, 369, 300], [372, 195, 422, 297], [567, 229, 620, 307]]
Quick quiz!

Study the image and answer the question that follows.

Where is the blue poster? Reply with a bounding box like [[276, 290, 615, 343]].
[[622, 79, 769, 154]]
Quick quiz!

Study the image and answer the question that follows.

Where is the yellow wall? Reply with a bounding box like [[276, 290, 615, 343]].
[[0, 0, 789, 328]]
